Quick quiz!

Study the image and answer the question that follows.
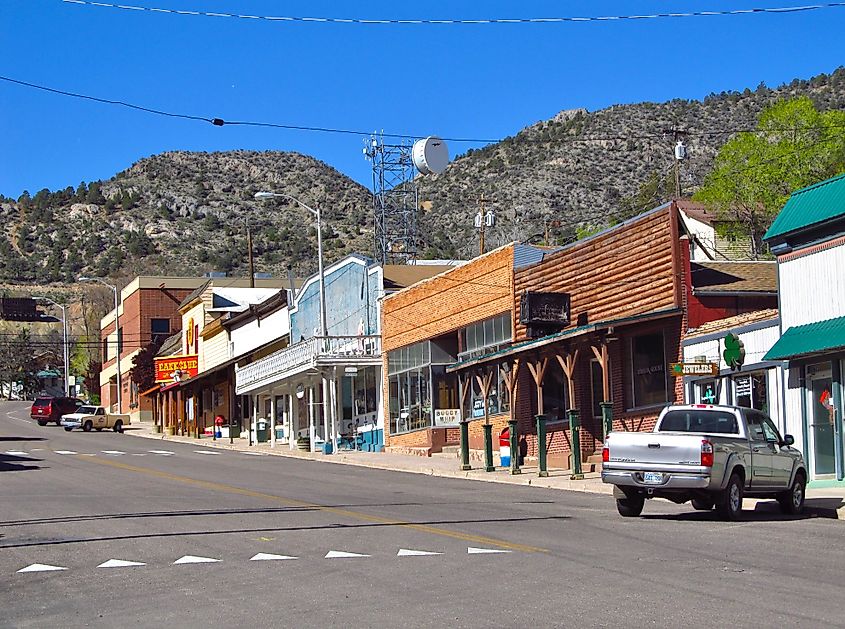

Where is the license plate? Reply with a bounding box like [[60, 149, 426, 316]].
[[643, 472, 663, 484]]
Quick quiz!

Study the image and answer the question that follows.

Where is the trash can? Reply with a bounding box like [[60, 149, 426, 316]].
[[499, 428, 511, 467], [254, 420, 269, 443], [214, 415, 225, 439], [275, 425, 285, 441], [322, 441, 333, 455]]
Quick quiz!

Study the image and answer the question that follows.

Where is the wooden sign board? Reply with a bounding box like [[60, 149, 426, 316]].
[[670, 362, 719, 377]]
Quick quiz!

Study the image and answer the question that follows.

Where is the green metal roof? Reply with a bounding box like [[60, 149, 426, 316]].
[[764, 172, 845, 241], [764, 315, 845, 361]]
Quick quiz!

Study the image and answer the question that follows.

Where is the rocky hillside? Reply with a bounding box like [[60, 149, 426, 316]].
[[1, 68, 843, 283], [0, 151, 372, 283], [417, 67, 845, 256]]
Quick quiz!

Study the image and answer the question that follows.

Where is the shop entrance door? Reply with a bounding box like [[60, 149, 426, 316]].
[[808, 364, 835, 477]]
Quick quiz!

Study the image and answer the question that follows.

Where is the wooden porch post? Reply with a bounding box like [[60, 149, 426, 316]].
[[526, 357, 549, 416], [591, 342, 614, 440]]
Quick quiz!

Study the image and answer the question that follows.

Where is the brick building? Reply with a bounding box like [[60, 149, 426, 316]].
[[381, 244, 550, 456]]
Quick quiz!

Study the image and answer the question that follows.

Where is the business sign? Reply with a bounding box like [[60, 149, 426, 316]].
[[434, 409, 462, 427], [669, 362, 719, 377], [154, 354, 199, 383], [519, 291, 571, 326]]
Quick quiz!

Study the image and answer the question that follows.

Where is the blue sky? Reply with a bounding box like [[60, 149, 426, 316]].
[[1, 0, 843, 198]]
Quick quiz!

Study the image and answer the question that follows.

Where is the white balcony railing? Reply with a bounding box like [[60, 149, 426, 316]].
[[235, 335, 382, 394]]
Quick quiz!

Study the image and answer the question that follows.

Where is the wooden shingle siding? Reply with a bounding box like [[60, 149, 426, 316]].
[[513, 207, 680, 342]]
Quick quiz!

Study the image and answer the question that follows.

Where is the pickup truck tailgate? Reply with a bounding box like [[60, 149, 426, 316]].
[[605, 432, 704, 467]]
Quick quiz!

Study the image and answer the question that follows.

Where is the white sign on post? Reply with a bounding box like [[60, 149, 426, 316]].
[[434, 409, 462, 427]]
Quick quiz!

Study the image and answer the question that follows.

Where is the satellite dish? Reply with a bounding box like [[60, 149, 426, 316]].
[[412, 136, 449, 175]]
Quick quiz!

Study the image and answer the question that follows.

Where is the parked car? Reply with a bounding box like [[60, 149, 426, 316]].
[[30, 397, 85, 426], [61, 405, 130, 433], [601, 404, 806, 520]]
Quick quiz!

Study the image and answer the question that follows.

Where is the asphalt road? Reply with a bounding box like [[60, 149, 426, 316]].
[[1, 400, 844, 629]]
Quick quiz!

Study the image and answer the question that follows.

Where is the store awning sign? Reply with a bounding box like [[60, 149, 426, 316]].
[[670, 362, 719, 377], [154, 354, 199, 383]]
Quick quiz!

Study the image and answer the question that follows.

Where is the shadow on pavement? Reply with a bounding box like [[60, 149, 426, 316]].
[[0, 453, 43, 473], [641, 506, 817, 523], [0, 514, 570, 549], [0, 436, 46, 442]]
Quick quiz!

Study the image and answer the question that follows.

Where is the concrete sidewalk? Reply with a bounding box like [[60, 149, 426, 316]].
[[124, 422, 845, 519]]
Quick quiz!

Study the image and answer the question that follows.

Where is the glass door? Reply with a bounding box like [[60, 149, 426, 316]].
[[807, 363, 835, 477]]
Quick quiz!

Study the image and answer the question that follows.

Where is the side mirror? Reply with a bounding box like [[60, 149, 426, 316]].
[[782, 434, 795, 446]]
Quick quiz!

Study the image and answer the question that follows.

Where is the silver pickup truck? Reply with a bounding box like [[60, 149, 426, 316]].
[[601, 404, 806, 520]]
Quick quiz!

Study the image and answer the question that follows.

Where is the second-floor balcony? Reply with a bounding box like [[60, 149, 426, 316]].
[[235, 335, 382, 395]]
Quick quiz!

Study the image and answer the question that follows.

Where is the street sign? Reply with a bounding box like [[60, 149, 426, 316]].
[[670, 362, 719, 377]]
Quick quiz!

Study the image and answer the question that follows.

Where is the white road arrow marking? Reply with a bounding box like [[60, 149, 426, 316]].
[[325, 550, 370, 559], [249, 553, 297, 561], [54, 450, 77, 455], [101, 450, 125, 455], [17, 563, 67, 573], [149, 450, 174, 456], [467, 547, 512, 554], [173, 555, 220, 565], [194, 450, 221, 455], [397, 549, 442, 557], [97, 559, 146, 568]]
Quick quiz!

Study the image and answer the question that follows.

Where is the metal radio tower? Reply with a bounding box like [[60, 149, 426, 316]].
[[364, 134, 419, 265]]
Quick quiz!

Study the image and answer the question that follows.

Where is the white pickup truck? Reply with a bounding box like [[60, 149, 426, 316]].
[[61, 405, 130, 433], [601, 404, 807, 520]]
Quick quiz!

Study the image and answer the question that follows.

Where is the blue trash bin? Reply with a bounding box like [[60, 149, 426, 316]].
[[323, 441, 333, 455]]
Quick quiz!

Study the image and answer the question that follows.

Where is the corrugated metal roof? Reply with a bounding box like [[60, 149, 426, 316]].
[[764, 172, 845, 241], [764, 314, 845, 361]]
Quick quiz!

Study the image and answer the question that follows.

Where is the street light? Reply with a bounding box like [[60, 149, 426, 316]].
[[255, 191, 330, 453], [78, 276, 121, 413], [33, 296, 69, 397], [254, 192, 327, 337]]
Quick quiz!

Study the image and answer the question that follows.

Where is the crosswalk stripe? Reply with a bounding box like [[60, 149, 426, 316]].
[[173, 555, 219, 565], [97, 559, 146, 568], [17, 563, 67, 573], [101, 450, 126, 455], [397, 549, 442, 557], [249, 553, 297, 561], [148, 450, 174, 456], [4, 450, 28, 456], [194, 450, 221, 455], [54, 450, 77, 455], [325, 550, 370, 559], [468, 547, 512, 554]]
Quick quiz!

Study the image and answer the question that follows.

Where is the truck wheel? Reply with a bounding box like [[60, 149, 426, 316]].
[[716, 473, 744, 521], [37, 420, 47, 426], [777, 472, 805, 515], [616, 496, 645, 517], [692, 498, 714, 511], [83, 420, 93, 432], [113, 420, 123, 433], [64, 427, 72, 432]]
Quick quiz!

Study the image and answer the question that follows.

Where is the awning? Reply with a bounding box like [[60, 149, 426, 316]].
[[446, 307, 682, 373], [764, 315, 845, 361]]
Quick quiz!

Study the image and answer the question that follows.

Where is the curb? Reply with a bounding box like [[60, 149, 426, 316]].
[[123, 428, 843, 519]]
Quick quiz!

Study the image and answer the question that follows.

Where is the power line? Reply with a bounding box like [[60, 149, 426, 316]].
[[2, 74, 844, 147], [61, 0, 845, 26]]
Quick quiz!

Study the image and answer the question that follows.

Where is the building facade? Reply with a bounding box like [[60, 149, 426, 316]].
[[764, 173, 845, 482]]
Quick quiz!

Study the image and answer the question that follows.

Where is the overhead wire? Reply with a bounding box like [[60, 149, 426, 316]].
[[60, 1, 845, 26], [2, 74, 844, 146]]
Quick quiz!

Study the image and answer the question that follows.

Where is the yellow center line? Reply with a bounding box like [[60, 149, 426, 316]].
[[84, 456, 547, 553]]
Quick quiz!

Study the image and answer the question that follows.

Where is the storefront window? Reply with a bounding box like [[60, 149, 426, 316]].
[[463, 363, 512, 420], [698, 380, 718, 404], [631, 332, 667, 408], [461, 313, 512, 357], [734, 372, 768, 413], [388, 339, 457, 435]]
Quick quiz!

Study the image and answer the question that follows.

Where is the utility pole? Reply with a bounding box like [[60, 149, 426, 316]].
[[665, 127, 688, 199], [246, 225, 255, 288], [474, 194, 495, 256]]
